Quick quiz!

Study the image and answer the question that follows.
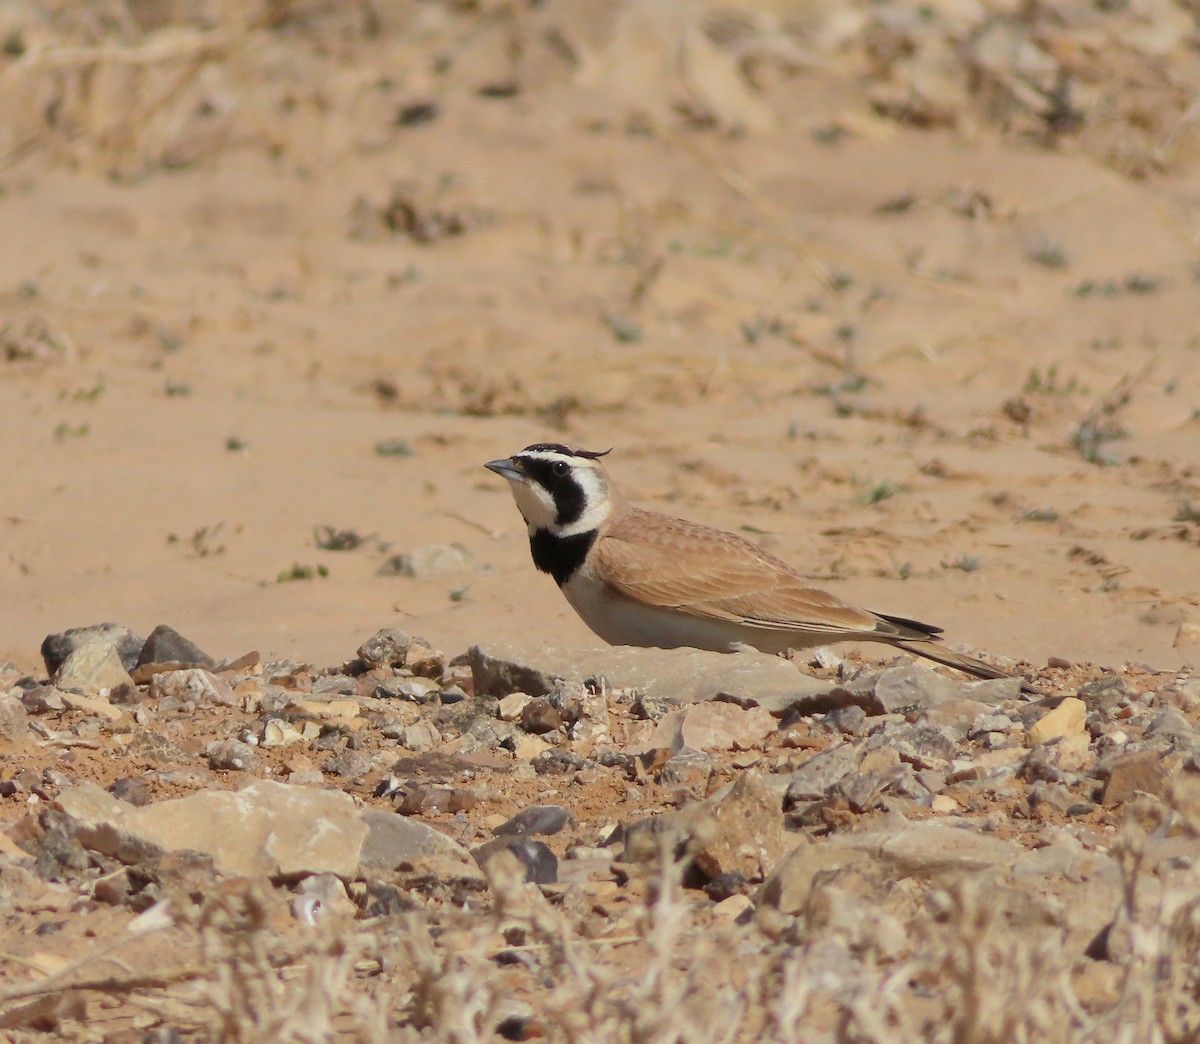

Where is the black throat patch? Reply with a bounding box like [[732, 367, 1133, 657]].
[[529, 527, 596, 586]]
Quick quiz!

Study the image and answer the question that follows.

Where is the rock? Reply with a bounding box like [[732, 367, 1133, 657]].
[[135, 624, 215, 669], [150, 669, 237, 708], [322, 748, 374, 779], [781, 663, 999, 721], [497, 692, 534, 721], [473, 836, 558, 885], [513, 733, 553, 760], [494, 805, 574, 837], [1077, 676, 1126, 711], [206, 739, 261, 772], [839, 822, 1022, 876], [872, 664, 966, 713], [379, 677, 439, 703], [960, 676, 1025, 704], [358, 809, 473, 872], [60, 691, 124, 722], [1102, 752, 1174, 806], [396, 784, 478, 815], [292, 872, 356, 925], [288, 698, 360, 720], [869, 722, 957, 770], [126, 729, 189, 766], [757, 836, 875, 915], [827, 704, 867, 735], [1026, 697, 1086, 746], [19, 685, 67, 714], [520, 698, 563, 735], [658, 749, 716, 792], [625, 772, 793, 882], [467, 642, 814, 708], [358, 628, 412, 668], [1145, 707, 1193, 743], [785, 742, 863, 803], [401, 721, 441, 752], [570, 688, 611, 745], [403, 639, 445, 678], [923, 698, 996, 732], [41, 623, 144, 676], [261, 719, 307, 747], [383, 542, 472, 577], [108, 778, 150, 806], [56, 779, 368, 878], [1175, 622, 1200, 648], [632, 701, 776, 755], [54, 642, 135, 696], [0, 694, 29, 745]]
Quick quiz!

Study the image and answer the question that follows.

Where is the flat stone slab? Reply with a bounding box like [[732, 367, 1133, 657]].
[[468, 642, 827, 707], [56, 779, 368, 879]]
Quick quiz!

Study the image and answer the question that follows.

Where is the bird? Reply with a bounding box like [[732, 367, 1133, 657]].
[[484, 442, 1023, 684]]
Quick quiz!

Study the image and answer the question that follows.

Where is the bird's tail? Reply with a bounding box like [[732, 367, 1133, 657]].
[[893, 639, 1035, 692]]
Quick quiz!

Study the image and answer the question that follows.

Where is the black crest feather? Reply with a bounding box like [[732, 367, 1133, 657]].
[[520, 443, 611, 460]]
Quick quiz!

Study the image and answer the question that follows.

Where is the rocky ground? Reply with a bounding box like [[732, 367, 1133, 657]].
[[2, 622, 1199, 1040], [2, 0, 1200, 1040]]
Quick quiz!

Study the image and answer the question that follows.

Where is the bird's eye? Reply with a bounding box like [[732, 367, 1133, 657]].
[[552, 461, 569, 476]]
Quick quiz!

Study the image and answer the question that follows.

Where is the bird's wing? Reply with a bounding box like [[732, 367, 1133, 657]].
[[593, 508, 929, 641]]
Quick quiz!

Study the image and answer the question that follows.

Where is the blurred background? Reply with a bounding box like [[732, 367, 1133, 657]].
[[0, 0, 1197, 671]]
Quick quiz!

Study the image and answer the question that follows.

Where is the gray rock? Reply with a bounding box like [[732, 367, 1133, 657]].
[[785, 742, 864, 803], [868, 722, 957, 770], [473, 836, 558, 884], [108, 777, 151, 806], [757, 836, 876, 915], [495, 805, 575, 837], [135, 624, 215, 669], [55, 642, 135, 695], [382, 542, 473, 578], [872, 664, 967, 713], [624, 771, 794, 882], [41, 623, 145, 675], [358, 809, 473, 871], [150, 668, 237, 708], [1145, 706, 1193, 743], [322, 748, 374, 779], [658, 749, 716, 791], [20, 685, 67, 713], [838, 822, 1022, 876], [827, 704, 867, 735], [358, 628, 412, 668], [1077, 675, 1125, 711], [959, 676, 1024, 705], [468, 642, 816, 708], [970, 714, 1016, 737], [834, 763, 926, 813], [776, 676, 880, 721], [56, 779, 369, 878], [206, 739, 261, 772], [0, 694, 29, 745]]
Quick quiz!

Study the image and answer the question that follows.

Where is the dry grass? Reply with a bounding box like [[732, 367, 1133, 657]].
[[6, 792, 1186, 1040]]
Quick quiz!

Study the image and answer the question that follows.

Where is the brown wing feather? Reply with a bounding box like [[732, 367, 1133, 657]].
[[594, 507, 923, 640]]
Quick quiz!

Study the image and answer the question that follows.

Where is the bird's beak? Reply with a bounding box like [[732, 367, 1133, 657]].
[[485, 457, 523, 481]]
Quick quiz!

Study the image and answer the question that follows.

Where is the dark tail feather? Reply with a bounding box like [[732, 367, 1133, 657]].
[[893, 639, 1037, 693]]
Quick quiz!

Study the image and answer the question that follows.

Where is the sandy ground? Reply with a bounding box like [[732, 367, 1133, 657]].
[[1, 0, 1198, 677]]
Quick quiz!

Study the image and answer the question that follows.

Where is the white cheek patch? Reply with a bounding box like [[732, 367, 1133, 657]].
[[509, 478, 558, 531]]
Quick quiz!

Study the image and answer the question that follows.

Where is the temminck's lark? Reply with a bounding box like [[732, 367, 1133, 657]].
[[485, 443, 1023, 683]]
